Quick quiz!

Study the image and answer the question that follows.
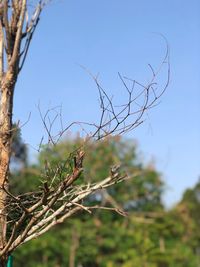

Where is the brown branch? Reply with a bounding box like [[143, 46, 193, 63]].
[[3, 0, 11, 57], [10, 0, 26, 67], [19, 1, 42, 72], [0, 21, 4, 83]]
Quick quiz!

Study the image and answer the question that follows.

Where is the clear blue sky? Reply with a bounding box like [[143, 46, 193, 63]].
[[14, 0, 200, 207]]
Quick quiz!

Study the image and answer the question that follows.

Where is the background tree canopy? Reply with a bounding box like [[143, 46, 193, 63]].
[[10, 135, 200, 267]]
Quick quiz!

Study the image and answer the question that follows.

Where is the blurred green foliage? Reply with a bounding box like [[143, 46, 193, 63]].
[[10, 136, 200, 267]]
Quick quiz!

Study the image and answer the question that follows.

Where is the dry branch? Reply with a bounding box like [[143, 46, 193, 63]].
[[0, 151, 128, 256], [0, 0, 170, 264]]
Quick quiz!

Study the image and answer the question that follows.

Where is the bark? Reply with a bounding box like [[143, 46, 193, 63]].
[[0, 69, 15, 256], [0, 1, 26, 260]]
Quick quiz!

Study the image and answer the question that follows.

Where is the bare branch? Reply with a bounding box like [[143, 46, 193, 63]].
[[0, 22, 4, 82], [10, 0, 26, 66], [0, 1, 170, 262]]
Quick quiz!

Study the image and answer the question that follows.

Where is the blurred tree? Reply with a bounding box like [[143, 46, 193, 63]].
[[38, 136, 164, 211], [11, 138, 200, 267], [10, 124, 28, 169], [174, 179, 200, 262], [11, 136, 164, 266]]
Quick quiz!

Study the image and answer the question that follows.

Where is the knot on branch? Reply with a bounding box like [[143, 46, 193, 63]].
[[110, 164, 121, 179], [73, 150, 85, 170]]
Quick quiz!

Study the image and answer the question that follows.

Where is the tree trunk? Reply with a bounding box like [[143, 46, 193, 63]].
[[0, 69, 15, 261], [69, 227, 79, 267], [0, 254, 8, 267]]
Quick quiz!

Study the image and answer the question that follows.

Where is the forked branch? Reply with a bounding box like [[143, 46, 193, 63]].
[[0, 0, 170, 261]]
